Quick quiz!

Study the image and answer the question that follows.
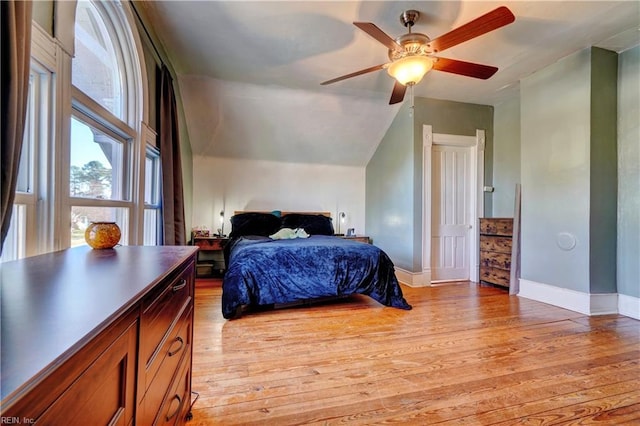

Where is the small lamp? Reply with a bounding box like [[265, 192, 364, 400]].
[[337, 212, 346, 235], [218, 210, 225, 237]]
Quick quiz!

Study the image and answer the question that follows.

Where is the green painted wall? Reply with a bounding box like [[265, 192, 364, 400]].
[[520, 47, 621, 294], [366, 102, 416, 271], [366, 98, 493, 273], [589, 47, 618, 294], [492, 96, 521, 217], [617, 45, 640, 298], [521, 48, 592, 292]]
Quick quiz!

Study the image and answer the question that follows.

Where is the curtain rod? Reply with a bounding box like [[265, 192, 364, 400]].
[[129, 1, 163, 66]]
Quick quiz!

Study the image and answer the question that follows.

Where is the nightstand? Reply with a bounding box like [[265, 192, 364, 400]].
[[191, 236, 229, 277], [341, 236, 371, 244]]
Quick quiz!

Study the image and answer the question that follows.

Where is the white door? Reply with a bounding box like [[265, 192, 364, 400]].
[[431, 145, 473, 282]]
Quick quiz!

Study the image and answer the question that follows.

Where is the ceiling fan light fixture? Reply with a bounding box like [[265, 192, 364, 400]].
[[387, 55, 433, 86]]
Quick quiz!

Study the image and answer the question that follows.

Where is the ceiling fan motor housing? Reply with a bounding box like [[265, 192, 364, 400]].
[[389, 33, 432, 61], [400, 10, 420, 28], [390, 10, 433, 61]]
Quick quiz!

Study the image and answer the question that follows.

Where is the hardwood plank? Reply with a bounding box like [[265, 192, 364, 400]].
[[190, 283, 640, 425]]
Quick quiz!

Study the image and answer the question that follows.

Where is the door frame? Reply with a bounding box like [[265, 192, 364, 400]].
[[423, 125, 485, 284]]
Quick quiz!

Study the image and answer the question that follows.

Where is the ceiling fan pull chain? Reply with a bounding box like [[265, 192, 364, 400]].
[[409, 84, 415, 116]]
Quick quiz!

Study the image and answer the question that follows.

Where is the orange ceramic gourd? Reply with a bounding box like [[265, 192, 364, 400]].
[[84, 222, 121, 249]]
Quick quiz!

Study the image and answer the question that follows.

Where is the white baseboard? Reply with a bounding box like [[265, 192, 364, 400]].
[[395, 268, 431, 287], [618, 294, 640, 320], [590, 293, 620, 316], [518, 279, 620, 317]]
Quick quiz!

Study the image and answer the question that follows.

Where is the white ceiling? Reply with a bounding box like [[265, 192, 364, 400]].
[[139, 1, 640, 166]]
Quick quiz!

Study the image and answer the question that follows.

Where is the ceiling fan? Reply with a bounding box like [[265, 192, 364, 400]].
[[321, 6, 515, 104]]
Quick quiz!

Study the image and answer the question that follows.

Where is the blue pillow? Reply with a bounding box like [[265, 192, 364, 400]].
[[281, 214, 334, 236], [229, 213, 281, 238]]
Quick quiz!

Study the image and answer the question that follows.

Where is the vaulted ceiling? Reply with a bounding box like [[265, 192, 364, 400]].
[[138, 1, 640, 166]]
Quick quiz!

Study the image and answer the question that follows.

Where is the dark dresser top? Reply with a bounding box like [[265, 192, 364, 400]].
[[0, 245, 198, 403]]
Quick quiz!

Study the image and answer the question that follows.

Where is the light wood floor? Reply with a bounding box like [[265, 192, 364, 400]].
[[190, 280, 639, 425]]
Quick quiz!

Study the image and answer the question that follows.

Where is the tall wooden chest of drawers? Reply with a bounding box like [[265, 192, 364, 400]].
[[479, 218, 514, 288]]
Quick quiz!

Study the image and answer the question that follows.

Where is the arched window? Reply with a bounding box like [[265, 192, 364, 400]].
[[73, 0, 126, 119], [69, 0, 143, 247]]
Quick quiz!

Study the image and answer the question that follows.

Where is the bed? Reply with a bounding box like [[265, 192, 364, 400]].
[[221, 211, 411, 319]]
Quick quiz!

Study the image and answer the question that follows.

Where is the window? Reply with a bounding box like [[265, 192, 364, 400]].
[[69, 0, 140, 248], [144, 146, 162, 245], [68, 108, 134, 246], [1, 62, 51, 262], [70, 116, 128, 201], [72, 0, 126, 119]]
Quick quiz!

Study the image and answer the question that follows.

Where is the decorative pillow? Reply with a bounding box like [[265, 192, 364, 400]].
[[281, 214, 334, 236], [269, 228, 309, 240], [229, 212, 281, 238]]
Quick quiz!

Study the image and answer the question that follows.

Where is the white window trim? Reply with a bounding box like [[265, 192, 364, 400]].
[[62, 0, 148, 247]]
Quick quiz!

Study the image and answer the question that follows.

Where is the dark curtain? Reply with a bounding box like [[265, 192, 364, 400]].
[[1, 1, 32, 254], [157, 65, 186, 245]]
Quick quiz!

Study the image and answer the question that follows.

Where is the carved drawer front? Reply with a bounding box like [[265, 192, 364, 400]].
[[480, 266, 511, 287], [479, 235, 512, 254], [140, 306, 192, 425], [480, 251, 511, 270], [141, 261, 194, 373], [479, 218, 513, 236]]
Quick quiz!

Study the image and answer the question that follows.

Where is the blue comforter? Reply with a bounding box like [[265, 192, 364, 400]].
[[221, 235, 411, 319]]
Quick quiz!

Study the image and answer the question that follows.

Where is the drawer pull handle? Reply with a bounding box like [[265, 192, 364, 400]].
[[172, 279, 187, 293], [165, 394, 182, 421], [168, 336, 184, 357]]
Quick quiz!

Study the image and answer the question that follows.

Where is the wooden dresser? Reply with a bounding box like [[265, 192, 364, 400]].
[[479, 218, 513, 288], [0, 245, 198, 425]]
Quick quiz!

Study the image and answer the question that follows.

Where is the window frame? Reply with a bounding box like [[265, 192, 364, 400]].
[[2, 56, 55, 261], [64, 0, 146, 248], [143, 144, 162, 245]]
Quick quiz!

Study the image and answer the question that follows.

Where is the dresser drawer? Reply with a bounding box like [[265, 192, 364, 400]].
[[155, 354, 192, 426], [479, 250, 511, 270], [479, 218, 513, 236], [141, 260, 194, 372], [479, 235, 512, 254], [140, 305, 192, 425], [36, 318, 138, 425], [480, 266, 511, 287]]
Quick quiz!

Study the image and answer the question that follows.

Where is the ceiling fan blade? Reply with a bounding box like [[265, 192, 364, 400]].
[[433, 57, 498, 80], [389, 81, 407, 104], [428, 6, 515, 53], [354, 22, 404, 52], [321, 63, 387, 85]]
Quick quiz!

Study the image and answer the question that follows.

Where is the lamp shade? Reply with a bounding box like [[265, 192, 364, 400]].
[[387, 55, 433, 86]]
